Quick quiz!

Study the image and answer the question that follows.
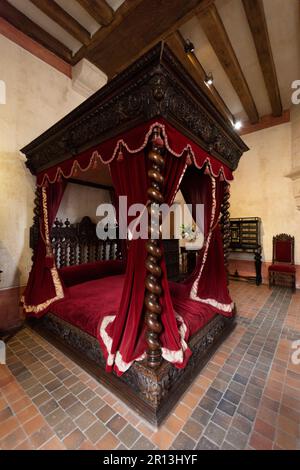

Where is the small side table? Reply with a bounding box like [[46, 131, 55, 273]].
[[0, 269, 23, 340]]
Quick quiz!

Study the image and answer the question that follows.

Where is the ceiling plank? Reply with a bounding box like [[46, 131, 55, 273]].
[[240, 110, 289, 136], [197, 3, 259, 124], [72, 0, 145, 66], [242, 0, 282, 117], [74, 0, 214, 79], [76, 0, 114, 26], [0, 0, 72, 62], [166, 31, 234, 124], [29, 0, 91, 46]]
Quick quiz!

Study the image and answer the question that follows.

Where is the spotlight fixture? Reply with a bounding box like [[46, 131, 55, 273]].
[[204, 72, 214, 86], [233, 119, 242, 131], [184, 39, 195, 54]]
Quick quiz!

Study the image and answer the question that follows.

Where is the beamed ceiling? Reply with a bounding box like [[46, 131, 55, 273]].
[[0, 0, 299, 131]]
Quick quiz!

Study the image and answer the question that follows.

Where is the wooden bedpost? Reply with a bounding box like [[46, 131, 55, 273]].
[[144, 127, 165, 369], [221, 183, 231, 283]]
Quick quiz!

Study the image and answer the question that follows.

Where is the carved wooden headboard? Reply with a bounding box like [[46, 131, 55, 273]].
[[30, 216, 122, 268]]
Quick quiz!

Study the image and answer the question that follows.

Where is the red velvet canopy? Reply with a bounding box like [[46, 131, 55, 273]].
[[23, 117, 234, 375], [36, 119, 233, 187]]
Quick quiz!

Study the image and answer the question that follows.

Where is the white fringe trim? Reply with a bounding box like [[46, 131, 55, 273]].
[[161, 314, 188, 364], [189, 176, 233, 314], [192, 297, 234, 313], [37, 122, 233, 187], [99, 315, 145, 373], [190, 175, 216, 300], [99, 315, 116, 367], [99, 313, 189, 371]]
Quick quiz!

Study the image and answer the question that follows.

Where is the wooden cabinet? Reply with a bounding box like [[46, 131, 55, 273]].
[[229, 217, 262, 285], [230, 217, 261, 250]]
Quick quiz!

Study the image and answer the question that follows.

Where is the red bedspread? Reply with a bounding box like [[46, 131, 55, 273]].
[[50, 275, 217, 339], [168, 281, 216, 337], [51, 274, 124, 337]]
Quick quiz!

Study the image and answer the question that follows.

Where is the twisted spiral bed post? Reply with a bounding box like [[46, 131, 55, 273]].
[[221, 183, 231, 283], [144, 127, 165, 369], [31, 186, 41, 261]]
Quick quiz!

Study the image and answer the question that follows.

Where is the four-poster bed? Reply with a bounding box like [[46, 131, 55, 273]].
[[21, 42, 248, 425]]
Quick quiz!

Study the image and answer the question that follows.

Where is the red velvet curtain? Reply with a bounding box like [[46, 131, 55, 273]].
[[109, 187, 128, 262], [36, 119, 233, 187], [99, 147, 189, 375], [178, 167, 233, 315], [22, 180, 66, 315]]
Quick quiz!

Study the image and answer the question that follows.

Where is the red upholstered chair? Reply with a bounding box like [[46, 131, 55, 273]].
[[268, 234, 296, 291]]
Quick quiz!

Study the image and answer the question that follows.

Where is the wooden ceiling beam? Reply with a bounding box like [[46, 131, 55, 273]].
[[239, 110, 289, 136], [0, 0, 72, 62], [242, 0, 282, 117], [29, 0, 91, 46], [166, 31, 234, 124], [72, 0, 144, 67], [76, 0, 114, 26], [197, 3, 259, 124], [73, 0, 214, 79]]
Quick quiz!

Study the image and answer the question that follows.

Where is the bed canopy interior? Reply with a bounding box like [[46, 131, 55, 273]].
[[69, 158, 113, 187]]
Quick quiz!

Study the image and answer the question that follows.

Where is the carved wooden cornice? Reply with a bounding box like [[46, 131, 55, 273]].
[[21, 42, 248, 174]]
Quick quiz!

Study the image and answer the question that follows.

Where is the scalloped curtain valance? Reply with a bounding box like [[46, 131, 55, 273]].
[[36, 118, 233, 187]]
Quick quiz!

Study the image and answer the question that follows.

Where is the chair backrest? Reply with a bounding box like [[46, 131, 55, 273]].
[[272, 233, 294, 264]]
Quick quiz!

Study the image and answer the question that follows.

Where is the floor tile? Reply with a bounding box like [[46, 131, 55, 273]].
[[0, 283, 297, 450]]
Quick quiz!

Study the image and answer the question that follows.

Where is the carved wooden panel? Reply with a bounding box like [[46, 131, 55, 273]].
[[32, 311, 235, 425], [30, 216, 122, 268], [21, 43, 248, 175]]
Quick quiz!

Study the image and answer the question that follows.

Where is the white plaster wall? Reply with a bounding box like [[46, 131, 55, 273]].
[[230, 122, 300, 264], [57, 184, 112, 224], [291, 105, 300, 168], [0, 35, 85, 289]]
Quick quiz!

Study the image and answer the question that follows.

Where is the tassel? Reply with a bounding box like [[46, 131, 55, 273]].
[[45, 243, 54, 268], [186, 154, 192, 166], [92, 154, 98, 169], [152, 136, 164, 147], [204, 163, 211, 175], [117, 145, 124, 162], [152, 126, 164, 148], [72, 163, 78, 176]]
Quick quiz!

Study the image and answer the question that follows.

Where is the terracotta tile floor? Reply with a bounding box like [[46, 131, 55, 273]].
[[0, 281, 299, 450]]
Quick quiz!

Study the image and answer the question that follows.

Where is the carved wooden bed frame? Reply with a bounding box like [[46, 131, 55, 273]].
[[30, 216, 123, 268], [29, 311, 234, 425], [23, 42, 247, 425], [28, 215, 235, 424]]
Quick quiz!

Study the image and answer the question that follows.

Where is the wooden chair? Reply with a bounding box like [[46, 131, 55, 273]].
[[268, 234, 296, 291]]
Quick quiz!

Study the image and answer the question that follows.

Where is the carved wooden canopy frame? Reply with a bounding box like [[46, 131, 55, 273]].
[[21, 42, 249, 424], [22, 41, 248, 371], [21, 42, 248, 176]]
